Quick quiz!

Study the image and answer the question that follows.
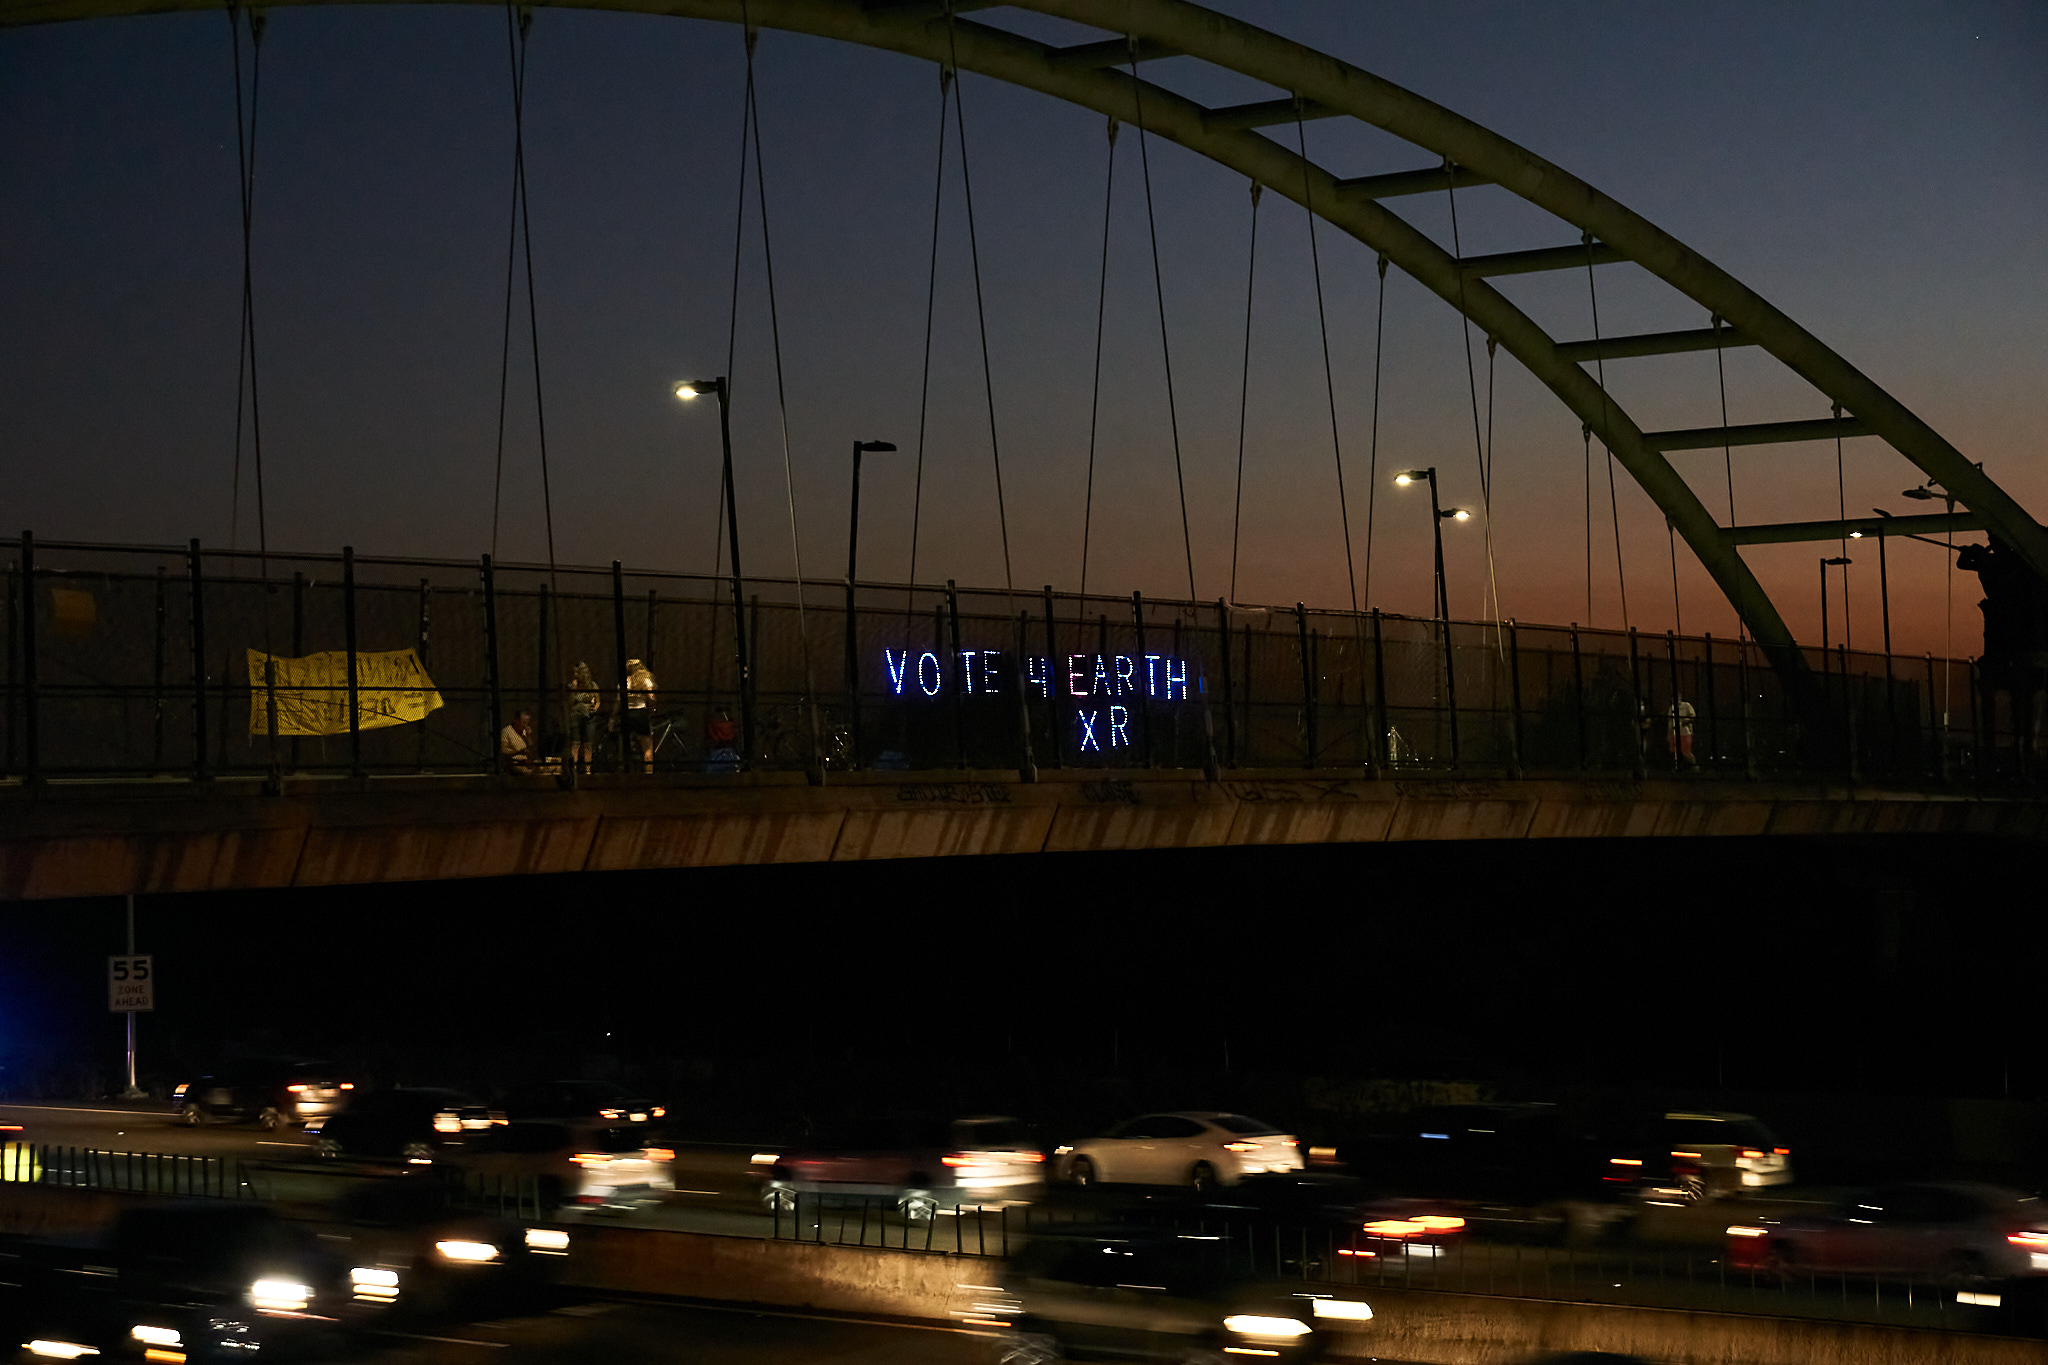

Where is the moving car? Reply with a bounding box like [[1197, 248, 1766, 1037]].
[[171, 1057, 356, 1131], [499, 1080, 665, 1125], [328, 1174, 570, 1317], [1058, 1112, 1302, 1192], [1610, 1111, 1792, 1203], [998, 1225, 1360, 1363], [450, 1120, 674, 1211], [1727, 1183, 2048, 1281], [1194, 1172, 1469, 1266], [6, 1203, 351, 1362], [757, 1114, 1043, 1221], [309, 1087, 498, 1162]]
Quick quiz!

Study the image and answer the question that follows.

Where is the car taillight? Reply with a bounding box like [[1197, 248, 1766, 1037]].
[[1773, 1147, 1788, 1155], [941, 1154, 973, 1167], [173, 1084, 189, 1097], [1223, 1141, 1260, 1153], [1610, 1158, 1642, 1167], [1739, 1148, 1764, 1159], [1670, 1151, 1701, 1160], [600, 1108, 624, 1119], [1363, 1219, 1425, 1238], [651, 1107, 665, 1118], [1411, 1215, 1465, 1231], [1281, 1137, 1298, 1147], [287, 1084, 308, 1093], [2008, 1230, 2048, 1249], [1727, 1225, 1769, 1238], [432, 1112, 461, 1133], [571, 1153, 608, 1167], [340, 1083, 354, 1091], [1018, 1151, 1044, 1162], [645, 1148, 674, 1161]]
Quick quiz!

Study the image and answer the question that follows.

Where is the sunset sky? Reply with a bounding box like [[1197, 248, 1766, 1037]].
[[3, 0, 2044, 658]]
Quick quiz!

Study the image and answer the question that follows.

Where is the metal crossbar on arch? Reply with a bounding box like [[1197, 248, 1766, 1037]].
[[3, 0, 2038, 675]]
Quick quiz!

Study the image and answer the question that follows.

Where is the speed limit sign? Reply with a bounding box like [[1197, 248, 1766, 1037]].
[[108, 955, 153, 1013]]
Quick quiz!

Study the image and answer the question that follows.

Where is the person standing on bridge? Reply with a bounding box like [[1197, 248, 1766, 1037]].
[[622, 659, 657, 773], [567, 662, 602, 775], [1667, 696, 1698, 769]]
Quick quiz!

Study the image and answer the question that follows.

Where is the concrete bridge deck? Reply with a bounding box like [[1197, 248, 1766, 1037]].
[[3, 770, 2044, 900]]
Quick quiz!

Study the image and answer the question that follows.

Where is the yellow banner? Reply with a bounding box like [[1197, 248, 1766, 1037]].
[[247, 648, 445, 736]]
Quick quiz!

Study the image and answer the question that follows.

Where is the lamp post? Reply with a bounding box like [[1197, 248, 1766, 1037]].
[[676, 378, 752, 764], [845, 439, 898, 768], [1820, 556, 1852, 650], [1393, 468, 1471, 622]]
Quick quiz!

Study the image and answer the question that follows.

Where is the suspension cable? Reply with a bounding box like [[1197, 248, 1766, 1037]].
[[944, 10, 1016, 599], [1582, 233, 1629, 628], [1295, 108, 1356, 615], [504, 2, 564, 704], [1226, 179, 1257, 604], [1582, 425, 1594, 624], [1363, 253, 1387, 611], [1667, 518, 1683, 637], [906, 67, 951, 604], [1445, 164, 1504, 650], [1712, 312, 1741, 642], [740, 25, 815, 704], [1127, 39, 1197, 602], [1079, 116, 1119, 600], [489, 7, 529, 559], [226, 5, 268, 569]]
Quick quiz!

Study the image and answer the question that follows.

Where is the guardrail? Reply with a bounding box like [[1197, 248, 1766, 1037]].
[[763, 1192, 2043, 1336], [0, 1143, 248, 1199], [3, 534, 2027, 787]]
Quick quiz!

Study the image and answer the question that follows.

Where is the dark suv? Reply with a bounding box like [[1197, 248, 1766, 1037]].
[[998, 1226, 1345, 1363], [171, 1057, 356, 1131], [309, 1088, 499, 1162]]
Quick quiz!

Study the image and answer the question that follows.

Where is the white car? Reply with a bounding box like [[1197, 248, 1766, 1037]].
[[1058, 1112, 1302, 1191]]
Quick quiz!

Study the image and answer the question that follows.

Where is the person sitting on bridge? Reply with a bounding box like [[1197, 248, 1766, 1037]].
[[499, 710, 536, 773]]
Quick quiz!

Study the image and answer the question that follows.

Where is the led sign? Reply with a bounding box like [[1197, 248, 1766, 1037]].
[[880, 649, 1198, 751]]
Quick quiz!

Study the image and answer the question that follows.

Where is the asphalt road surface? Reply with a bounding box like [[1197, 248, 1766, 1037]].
[[348, 1299, 998, 1365]]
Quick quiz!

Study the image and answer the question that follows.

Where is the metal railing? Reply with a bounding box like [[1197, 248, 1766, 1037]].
[[0, 534, 2028, 787], [0, 1143, 248, 1199]]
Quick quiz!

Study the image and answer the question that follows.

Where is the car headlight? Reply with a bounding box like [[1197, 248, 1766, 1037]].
[[524, 1228, 571, 1253], [435, 1239, 501, 1263], [1223, 1314, 1312, 1339], [1309, 1298, 1373, 1321], [130, 1327, 182, 1347], [25, 1343, 100, 1360], [248, 1278, 311, 1312]]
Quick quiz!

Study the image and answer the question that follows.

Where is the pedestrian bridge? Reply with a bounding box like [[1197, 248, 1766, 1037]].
[[4, 769, 2045, 901]]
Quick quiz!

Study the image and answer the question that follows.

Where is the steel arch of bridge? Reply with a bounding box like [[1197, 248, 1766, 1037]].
[[7, 0, 2037, 667]]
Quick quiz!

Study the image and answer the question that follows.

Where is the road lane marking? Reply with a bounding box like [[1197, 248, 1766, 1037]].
[[601, 1298, 993, 1337], [0, 1105, 169, 1117], [374, 1333, 508, 1348]]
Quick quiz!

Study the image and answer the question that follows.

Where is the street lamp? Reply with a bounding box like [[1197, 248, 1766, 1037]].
[[1819, 555, 1852, 651], [1394, 468, 1468, 621], [845, 439, 898, 767], [675, 377, 752, 763]]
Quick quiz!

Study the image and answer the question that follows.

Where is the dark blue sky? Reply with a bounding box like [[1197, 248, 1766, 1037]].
[[3, 1, 2043, 654]]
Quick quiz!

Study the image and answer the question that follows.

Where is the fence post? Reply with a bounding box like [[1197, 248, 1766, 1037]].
[[1739, 640, 1756, 780], [19, 533, 37, 786], [946, 582, 967, 768], [150, 565, 167, 776], [481, 556, 502, 772], [1217, 600, 1237, 770], [1666, 631, 1682, 772], [1443, 617, 1460, 768], [1371, 608, 1390, 772], [188, 539, 207, 783], [1132, 592, 1156, 767], [1295, 603, 1315, 769], [1928, 653, 1945, 781], [1702, 634, 1719, 769], [614, 561, 631, 775], [1507, 621, 1525, 780], [1040, 587, 1064, 768], [1013, 612, 1038, 782], [290, 571, 305, 773], [1626, 626, 1646, 780], [343, 546, 362, 779], [1569, 626, 1587, 771]]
